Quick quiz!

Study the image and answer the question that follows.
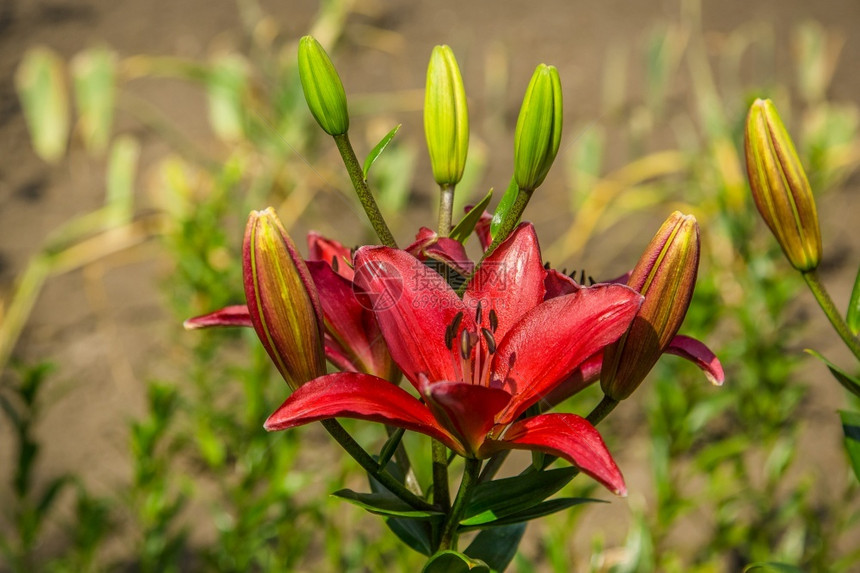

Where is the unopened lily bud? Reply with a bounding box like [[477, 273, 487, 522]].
[[514, 64, 562, 192], [601, 212, 700, 401], [745, 98, 821, 272], [298, 36, 349, 136], [424, 45, 469, 186], [244, 208, 326, 389]]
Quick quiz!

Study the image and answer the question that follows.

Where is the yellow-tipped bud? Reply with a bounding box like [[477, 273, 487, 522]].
[[745, 98, 821, 272], [424, 45, 469, 186], [298, 36, 350, 136], [514, 64, 562, 192], [244, 208, 326, 390], [601, 212, 700, 401]]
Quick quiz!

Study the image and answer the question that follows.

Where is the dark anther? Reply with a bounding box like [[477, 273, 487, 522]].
[[475, 301, 483, 324], [331, 256, 339, 273], [450, 311, 464, 335], [544, 261, 551, 269], [459, 328, 473, 360], [588, 275, 595, 285], [561, 267, 567, 275], [488, 309, 499, 333], [579, 269, 586, 284], [481, 328, 497, 354], [444, 323, 454, 350]]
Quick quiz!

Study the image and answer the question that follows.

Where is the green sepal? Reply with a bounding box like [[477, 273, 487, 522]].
[[422, 551, 490, 573], [332, 489, 443, 519], [805, 349, 860, 398], [743, 563, 806, 573], [847, 265, 860, 336], [840, 410, 860, 483], [462, 466, 578, 525], [489, 177, 519, 240], [460, 497, 602, 530], [363, 124, 401, 180], [464, 523, 526, 572], [449, 187, 493, 243]]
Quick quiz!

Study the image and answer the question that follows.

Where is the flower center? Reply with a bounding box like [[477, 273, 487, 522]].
[[444, 302, 499, 387]]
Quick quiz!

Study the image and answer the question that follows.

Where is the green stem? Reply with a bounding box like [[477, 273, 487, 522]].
[[802, 270, 860, 361], [432, 440, 451, 510], [438, 183, 455, 236], [438, 457, 481, 551], [332, 133, 398, 248], [320, 419, 434, 511], [477, 449, 509, 483], [456, 188, 532, 296]]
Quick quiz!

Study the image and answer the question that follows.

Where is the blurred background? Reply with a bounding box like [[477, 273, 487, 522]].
[[1, 0, 859, 571]]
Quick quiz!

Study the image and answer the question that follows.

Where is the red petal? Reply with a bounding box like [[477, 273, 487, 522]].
[[307, 231, 354, 280], [308, 261, 394, 379], [473, 210, 492, 251], [352, 246, 470, 388], [422, 378, 512, 456], [183, 305, 252, 329], [464, 223, 546, 341], [666, 334, 725, 386], [541, 352, 603, 408], [482, 414, 626, 496], [544, 269, 580, 299], [264, 372, 462, 453], [406, 228, 474, 276], [494, 284, 642, 424]]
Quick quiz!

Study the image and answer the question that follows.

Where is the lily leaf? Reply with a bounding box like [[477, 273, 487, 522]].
[[105, 136, 140, 225], [464, 523, 525, 572], [848, 265, 860, 336], [71, 47, 117, 154], [805, 349, 860, 398], [449, 188, 493, 244], [840, 410, 860, 483], [743, 563, 805, 573], [460, 497, 602, 530], [332, 489, 443, 519], [490, 177, 518, 240], [422, 551, 490, 573], [363, 123, 401, 180], [463, 466, 578, 524]]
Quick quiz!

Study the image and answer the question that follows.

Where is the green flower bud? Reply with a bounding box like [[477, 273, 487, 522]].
[[745, 98, 821, 272], [601, 212, 700, 401], [514, 64, 562, 192], [424, 45, 469, 186], [244, 208, 326, 390], [298, 36, 349, 136]]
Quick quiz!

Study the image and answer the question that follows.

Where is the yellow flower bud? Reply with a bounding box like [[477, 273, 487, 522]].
[[298, 36, 350, 136], [745, 98, 821, 272], [424, 45, 469, 186]]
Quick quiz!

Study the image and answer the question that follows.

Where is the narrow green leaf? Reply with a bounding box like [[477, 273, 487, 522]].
[[840, 410, 860, 483], [460, 497, 602, 530], [332, 489, 443, 519], [386, 517, 435, 556], [743, 562, 806, 573], [37, 475, 72, 515], [207, 54, 248, 142], [15, 47, 70, 163], [490, 177, 518, 239], [463, 466, 578, 524], [847, 265, 860, 336], [449, 187, 493, 243], [105, 135, 140, 224], [423, 551, 490, 573], [805, 349, 860, 398], [363, 124, 401, 180], [464, 523, 525, 572], [71, 47, 117, 154]]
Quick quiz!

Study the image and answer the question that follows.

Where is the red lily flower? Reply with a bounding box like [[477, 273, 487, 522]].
[[265, 224, 643, 495]]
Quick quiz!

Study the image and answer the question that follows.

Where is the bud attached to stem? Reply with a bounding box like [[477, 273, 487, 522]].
[[424, 45, 469, 187], [298, 36, 350, 136], [244, 208, 326, 390], [745, 98, 821, 272], [514, 64, 562, 192], [601, 212, 700, 401]]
